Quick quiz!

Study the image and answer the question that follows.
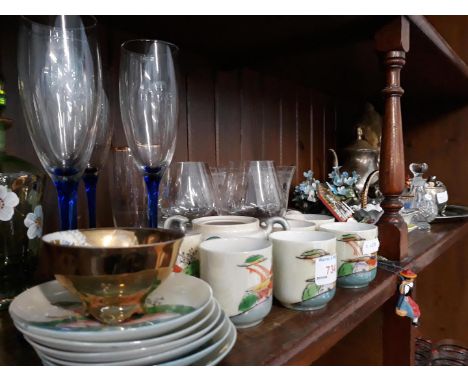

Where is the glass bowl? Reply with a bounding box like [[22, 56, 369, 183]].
[[42, 228, 184, 325]]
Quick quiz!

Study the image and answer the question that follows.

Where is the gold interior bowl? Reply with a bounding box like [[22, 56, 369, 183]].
[[42, 228, 184, 325]]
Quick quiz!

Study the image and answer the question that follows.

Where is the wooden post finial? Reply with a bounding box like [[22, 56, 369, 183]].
[[375, 17, 410, 262]]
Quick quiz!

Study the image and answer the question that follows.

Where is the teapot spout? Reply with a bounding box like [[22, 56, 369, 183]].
[[328, 148, 339, 168]]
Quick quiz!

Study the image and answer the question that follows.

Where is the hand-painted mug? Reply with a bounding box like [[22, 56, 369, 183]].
[[163, 217, 202, 277], [286, 213, 335, 228], [320, 222, 379, 288], [199, 237, 273, 328], [269, 231, 337, 311]]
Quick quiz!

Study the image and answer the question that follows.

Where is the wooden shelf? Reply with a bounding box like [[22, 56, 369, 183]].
[[220, 221, 468, 365], [0, 221, 466, 366]]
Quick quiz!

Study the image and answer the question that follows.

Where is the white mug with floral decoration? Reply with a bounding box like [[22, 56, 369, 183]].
[[270, 231, 337, 310], [199, 237, 273, 328], [319, 222, 379, 288]]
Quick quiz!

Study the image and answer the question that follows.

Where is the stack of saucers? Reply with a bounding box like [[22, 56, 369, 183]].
[[9, 273, 236, 366]]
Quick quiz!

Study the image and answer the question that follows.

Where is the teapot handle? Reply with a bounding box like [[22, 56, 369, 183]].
[[264, 217, 290, 236], [164, 215, 189, 234]]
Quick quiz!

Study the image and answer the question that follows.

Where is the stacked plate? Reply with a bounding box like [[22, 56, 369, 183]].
[[9, 273, 236, 366]]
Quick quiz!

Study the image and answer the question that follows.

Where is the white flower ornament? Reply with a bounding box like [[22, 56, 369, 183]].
[[24, 205, 43, 239], [0, 185, 19, 222]]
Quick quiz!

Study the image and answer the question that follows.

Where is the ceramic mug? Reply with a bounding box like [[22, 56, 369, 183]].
[[270, 231, 337, 311], [192, 215, 289, 240], [320, 222, 379, 288], [163, 218, 202, 277], [199, 237, 273, 328], [286, 213, 335, 228], [273, 219, 316, 232]]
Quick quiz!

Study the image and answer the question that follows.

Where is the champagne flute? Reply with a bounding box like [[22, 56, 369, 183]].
[[82, 90, 112, 228], [119, 39, 179, 228], [18, 16, 102, 230], [109, 147, 147, 228]]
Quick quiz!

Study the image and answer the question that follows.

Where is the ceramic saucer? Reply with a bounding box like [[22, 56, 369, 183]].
[[10, 273, 212, 342], [15, 298, 217, 353], [24, 301, 222, 364], [158, 316, 235, 366], [34, 311, 227, 365]]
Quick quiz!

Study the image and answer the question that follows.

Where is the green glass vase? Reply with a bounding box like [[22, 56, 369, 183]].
[[0, 117, 46, 309]]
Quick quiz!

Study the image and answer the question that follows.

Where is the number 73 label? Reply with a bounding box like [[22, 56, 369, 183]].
[[315, 254, 337, 285]]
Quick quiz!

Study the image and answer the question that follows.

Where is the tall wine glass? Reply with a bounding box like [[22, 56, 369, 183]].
[[18, 16, 102, 230], [82, 90, 112, 228], [119, 40, 178, 228]]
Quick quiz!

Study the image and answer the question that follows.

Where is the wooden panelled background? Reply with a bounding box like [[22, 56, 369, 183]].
[[405, 16, 468, 348], [0, 17, 338, 233]]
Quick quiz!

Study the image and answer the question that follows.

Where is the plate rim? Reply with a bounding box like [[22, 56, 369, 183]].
[[32, 310, 228, 366], [434, 204, 468, 221], [23, 301, 222, 363], [157, 315, 234, 366], [10, 273, 213, 342], [14, 298, 217, 352]]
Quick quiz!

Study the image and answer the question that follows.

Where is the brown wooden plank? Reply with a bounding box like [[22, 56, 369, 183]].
[[280, 80, 297, 167], [382, 296, 415, 365], [215, 70, 241, 166], [323, 96, 337, 177], [240, 69, 263, 161], [311, 91, 326, 181], [295, 85, 311, 185], [262, 75, 281, 163], [222, 271, 396, 365], [187, 66, 216, 165], [173, 74, 188, 162]]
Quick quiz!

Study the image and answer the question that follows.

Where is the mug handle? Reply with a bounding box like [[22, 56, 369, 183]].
[[264, 217, 290, 236], [164, 215, 189, 233]]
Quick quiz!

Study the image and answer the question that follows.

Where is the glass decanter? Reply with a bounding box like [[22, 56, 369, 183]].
[[409, 163, 438, 231]]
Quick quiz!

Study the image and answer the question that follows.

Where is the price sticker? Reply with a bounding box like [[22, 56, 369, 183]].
[[315, 254, 337, 286], [436, 191, 448, 203], [362, 238, 380, 255]]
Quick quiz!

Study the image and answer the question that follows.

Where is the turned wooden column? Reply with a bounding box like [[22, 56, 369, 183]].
[[376, 17, 414, 366], [375, 17, 410, 262]]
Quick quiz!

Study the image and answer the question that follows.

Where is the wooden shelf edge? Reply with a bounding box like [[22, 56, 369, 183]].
[[405, 221, 468, 272], [222, 221, 468, 365], [407, 16, 468, 79]]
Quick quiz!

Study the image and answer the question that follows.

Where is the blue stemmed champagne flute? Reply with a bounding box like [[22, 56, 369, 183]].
[[18, 16, 102, 230], [119, 40, 178, 228], [82, 90, 112, 228]]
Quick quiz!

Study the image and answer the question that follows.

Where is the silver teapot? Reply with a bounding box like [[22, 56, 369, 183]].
[[341, 126, 379, 193]]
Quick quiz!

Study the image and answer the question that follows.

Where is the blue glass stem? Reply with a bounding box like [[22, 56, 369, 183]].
[[54, 177, 79, 230], [83, 168, 99, 228], [144, 171, 162, 228]]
